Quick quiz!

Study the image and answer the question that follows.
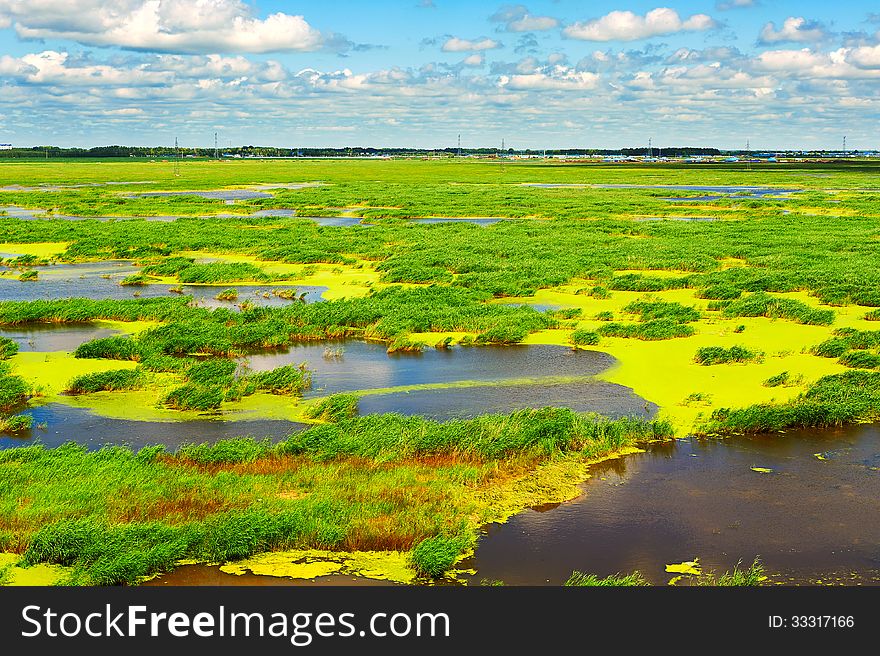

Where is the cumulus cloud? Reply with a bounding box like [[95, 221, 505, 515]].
[[489, 5, 559, 32], [499, 69, 599, 91], [563, 8, 718, 42], [7, 50, 170, 86], [754, 47, 880, 79], [716, 0, 757, 9], [441, 36, 501, 52], [758, 17, 829, 45], [497, 58, 599, 90], [462, 53, 485, 67], [848, 45, 880, 69], [0, 0, 344, 54]]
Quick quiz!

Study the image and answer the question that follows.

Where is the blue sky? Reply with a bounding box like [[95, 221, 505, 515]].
[[1, 1, 878, 149]]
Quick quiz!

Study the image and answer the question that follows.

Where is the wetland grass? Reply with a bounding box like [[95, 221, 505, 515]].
[[564, 571, 649, 586], [66, 368, 146, 393], [305, 394, 359, 422], [598, 319, 696, 340], [5, 159, 880, 585], [694, 345, 762, 366], [701, 371, 880, 434], [0, 409, 672, 584]]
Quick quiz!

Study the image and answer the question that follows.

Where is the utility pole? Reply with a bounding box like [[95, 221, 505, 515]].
[[174, 137, 180, 177], [214, 132, 219, 159], [842, 136, 847, 157], [457, 133, 461, 157], [648, 137, 652, 158]]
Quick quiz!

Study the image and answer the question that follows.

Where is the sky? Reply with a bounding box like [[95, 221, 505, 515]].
[[0, 1, 878, 150]]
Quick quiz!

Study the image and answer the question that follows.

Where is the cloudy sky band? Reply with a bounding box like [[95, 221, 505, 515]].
[[0, 1, 877, 149]]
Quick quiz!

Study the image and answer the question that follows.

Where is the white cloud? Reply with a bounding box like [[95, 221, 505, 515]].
[[462, 54, 485, 67], [716, 0, 757, 9], [490, 5, 558, 32], [508, 15, 558, 32], [848, 45, 880, 69], [754, 47, 880, 79], [442, 37, 500, 52], [0, 0, 339, 54], [564, 8, 717, 42], [499, 65, 599, 90], [758, 17, 828, 45], [11, 50, 170, 86], [104, 108, 145, 115]]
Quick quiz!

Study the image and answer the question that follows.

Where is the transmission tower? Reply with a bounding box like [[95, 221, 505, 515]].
[[214, 132, 219, 159], [173, 137, 180, 177]]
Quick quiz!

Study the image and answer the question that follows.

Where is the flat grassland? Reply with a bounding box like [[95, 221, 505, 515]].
[[1, 158, 879, 585]]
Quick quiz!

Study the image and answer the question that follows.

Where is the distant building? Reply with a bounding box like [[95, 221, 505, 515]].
[[0, 144, 12, 150]]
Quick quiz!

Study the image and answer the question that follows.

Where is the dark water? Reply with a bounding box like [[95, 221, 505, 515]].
[[0, 324, 120, 351], [0, 403, 304, 451], [242, 341, 616, 398], [127, 190, 273, 201], [184, 285, 326, 309], [301, 216, 371, 227], [143, 565, 397, 587], [636, 216, 720, 222], [358, 381, 656, 420], [409, 217, 503, 226], [498, 301, 562, 311], [142, 425, 879, 587], [465, 425, 880, 586], [0, 206, 180, 222], [0, 261, 325, 306], [2, 205, 369, 226], [524, 183, 802, 198], [0, 182, 154, 191]]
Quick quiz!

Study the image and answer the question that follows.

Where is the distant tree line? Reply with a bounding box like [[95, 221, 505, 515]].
[[0, 145, 870, 159]]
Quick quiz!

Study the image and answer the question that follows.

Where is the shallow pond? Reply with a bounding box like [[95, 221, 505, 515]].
[[127, 190, 273, 201], [2, 204, 371, 226], [523, 183, 802, 197], [0, 182, 155, 192], [137, 424, 880, 587], [1, 205, 181, 222], [635, 216, 720, 222], [0, 324, 120, 352], [0, 403, 304, 451], [143, 566, 395, 586], [408, 217, 503, 226], [358, 381, 656, 421], [464, 424, 880, 585], [243, 341, 616, 398], [0, 262, 325, 306]]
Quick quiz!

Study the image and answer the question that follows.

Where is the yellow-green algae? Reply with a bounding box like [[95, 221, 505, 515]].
[[7, 262, 869, 436], [205, 447, 646, 585], [508, 277, 868, 434], [219, 550, 417, 584], [0, 241, 70, 258], [172, 251, 385, 300], [12, 351, 139, 397], [0, 553, 70, 586], [666, 560, 702, 576]]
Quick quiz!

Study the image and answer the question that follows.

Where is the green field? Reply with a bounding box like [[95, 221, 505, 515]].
[[1, 158, 879, 585]]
